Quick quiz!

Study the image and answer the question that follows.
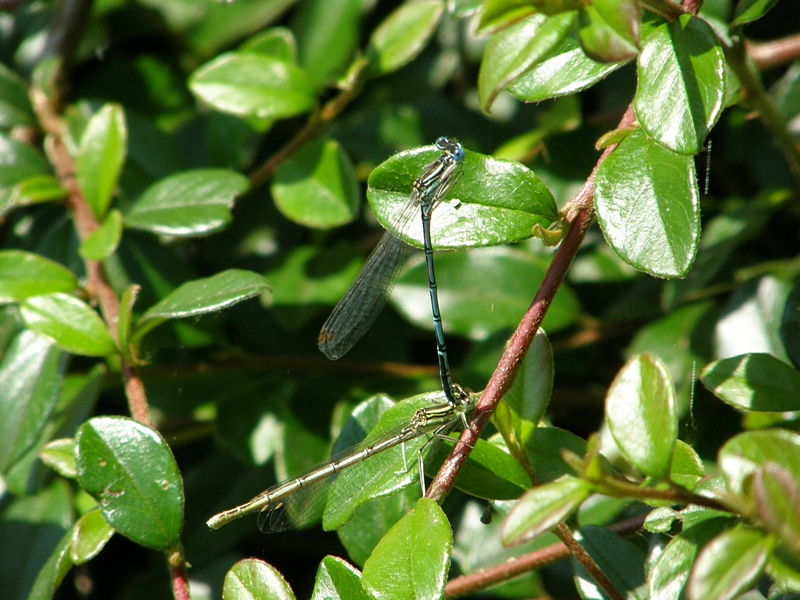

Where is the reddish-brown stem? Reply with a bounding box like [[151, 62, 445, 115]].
[[428, 106, 638, 599], [32, 90, 153, 427], [747, 33, 800, 70], [445, 517, 646, 598]]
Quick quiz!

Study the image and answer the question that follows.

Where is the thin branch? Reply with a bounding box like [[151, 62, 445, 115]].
[[445, 516, 646, 598], [747, 33, 800, 70], [429, 106, 639, 600], [31, 89, 153, 427], [248, 60, 369, 189], [722, 34, 800, 192]]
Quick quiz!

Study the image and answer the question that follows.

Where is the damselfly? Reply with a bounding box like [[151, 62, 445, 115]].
[[207, 391, 476, 533], [318, 137, 465, 405]]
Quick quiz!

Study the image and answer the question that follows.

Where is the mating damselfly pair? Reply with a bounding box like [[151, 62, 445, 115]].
[[208, 138, 472, 533]]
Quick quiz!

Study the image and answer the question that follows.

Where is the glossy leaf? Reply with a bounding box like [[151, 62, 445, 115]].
[[272, 139, 359, 228], [190, 52, 315, 120], [577, 0, 640, 63], [595, 128, 700, 277], [368, 142, 556, 250], [0, 133, 50, 208], [394, 247, 580, 339], [478, 12, 576, 112], [752, 463, 800, 554], [688, 527, 773, 600], [136, 269, 270, 342], [0, 62, 35, 127], [70, 509, 114, 564], [701, 353, 800, 412], [670, 440, 705, 490], [0, 480, 72, 600], [731, 0, 779, 25], [634, 15, 725, 154], [79, 209, 123, 261], [572, 526, 646, 599], [502, 477, 593, 545], [21, 293, 116, 357], [222, 559, 294, 600], [649, 517, 733, 600], [718, 429, 800, 495], [240, 27, 297, 62], [0, 331, 66, 473], [361, 499, 451, 600], [503, 330, 554, 441], [311, 556, 369, 600], [39, 438, 78, 479], [7, 175, 66, 213], [477, 0, 536, 33], [606, 353, 677, 478], [75, 417, 184, 551], [0, 250, 78, 302], [76, 104, 127, 219], [295, 0, 361, 89], [526, 427, 587, 483], [508, 35, 628, 102], [366, 0, 444, 76], [124, 169, 249, 237]]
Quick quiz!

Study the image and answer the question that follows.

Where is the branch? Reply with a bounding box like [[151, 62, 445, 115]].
[[747, 33, 800, 70]]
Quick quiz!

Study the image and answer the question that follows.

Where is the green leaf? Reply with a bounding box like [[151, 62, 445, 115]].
[[0, 133, 50, 207], [634, 15, 725, 154], [606, 352, 677, 478], [701, 353, 800, 412], [0, 62, 35, 127], [136, 269, 270, 342], [395, 247, 580, 339], [526, 427, 587, 483], [361, 498, 451, 600], [503, 330, 554, 442], [124, 169, 250, 237], [40, 438, 78, 479], [670, 440, 705, 489], [508, 35, 628, 102], [240, 27, 297, 62], [26, 528, 72, 600], [577, 0, 640, 63], [272, 139, 359, 228], [338, 487, 420, 567], [718, 429, 800, 495], [477, 0, 536, 33], [595, 128, 700, 278], [312, 556, 370, 600], [79, 209, 123, 261], [366, 0, 444, 76], [572, 526, 646, 599], [0, 250, 78, 302], [20, 293, 116, 357], [76, 104, 128, 219], [649, 517, 733, 600], [688, 527, 773, 600], [0, 480, 72, 600], [190, 51, 315, 120], [75, 416, 184, 551], [502, 477, 593, 545], [69, 509, 114, 564], [731, 0, 779, 25], [478, 12, 577, 113], [222, 558, 295, 600], [294, 0, 361, 89], [752, 463, 800, 554], [368, 142, 557, 250], [0, 331, 66, 473], [6, 175, 66, 213]]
